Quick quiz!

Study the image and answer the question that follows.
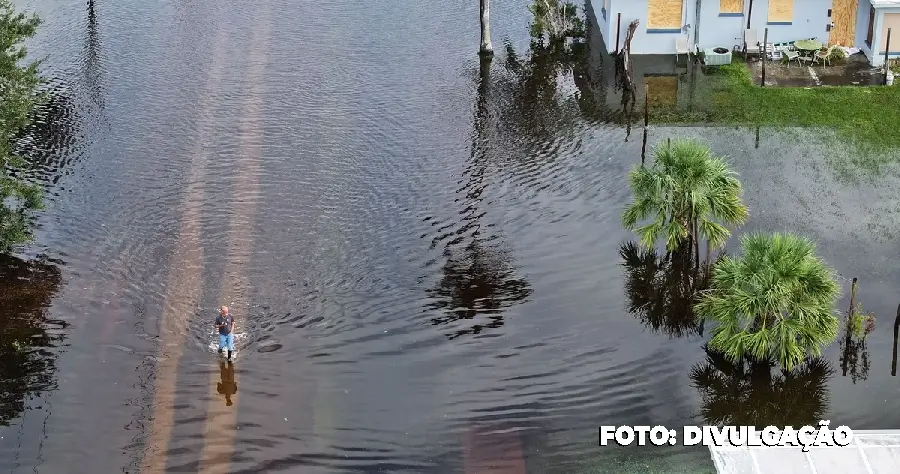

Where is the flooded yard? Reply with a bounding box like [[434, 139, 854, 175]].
[[2, 0, 900, 473]]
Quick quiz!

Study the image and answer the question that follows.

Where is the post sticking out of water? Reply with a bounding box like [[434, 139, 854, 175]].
[[746, 0, 754, 30], [754, 126, 760, 148], [761, 28, 768, 87], [615, 13, 622, 55], [641, 83, 649, 165], [892, 303, 900, 376], [842, 277, 858, 376], [885, 28, 892, 86]]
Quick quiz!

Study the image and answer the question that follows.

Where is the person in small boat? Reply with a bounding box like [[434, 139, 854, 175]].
[[215, 305, 235, 360]]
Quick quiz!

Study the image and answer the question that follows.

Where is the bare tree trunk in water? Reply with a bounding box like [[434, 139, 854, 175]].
[[479, 0, 494, 56]]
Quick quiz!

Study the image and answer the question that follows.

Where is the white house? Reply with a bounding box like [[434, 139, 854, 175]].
[[593, 0, 900, 66]]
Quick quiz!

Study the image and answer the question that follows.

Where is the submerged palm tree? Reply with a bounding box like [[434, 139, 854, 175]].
[[621, 140, 749, 259], [691, 348, 832, 427], [695, 233, 841, 370]]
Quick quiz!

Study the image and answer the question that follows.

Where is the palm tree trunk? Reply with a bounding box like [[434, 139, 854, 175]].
[[705, 239, 712, 276], [693, 220, 700, 272], [479, 0, 494, 56]]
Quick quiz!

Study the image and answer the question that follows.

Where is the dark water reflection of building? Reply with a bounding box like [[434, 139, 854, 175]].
[[0, 255, 65, 426], [581, 0, 706, 123], [691, 349, 832, 428]]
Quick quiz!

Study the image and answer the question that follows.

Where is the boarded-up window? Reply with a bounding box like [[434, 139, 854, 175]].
[[881, 13, 900, 52], [720, 0, 743, 14], [767, 0, 793, 23], [648, 0, 684, 29], [645, 75, 678, 107], [867, 6, 875, 46]]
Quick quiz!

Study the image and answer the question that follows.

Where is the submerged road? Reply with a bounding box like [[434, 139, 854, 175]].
[[139, 5, 246, 472], [196, 1, 272, 472], [8, 0, 900, 473]]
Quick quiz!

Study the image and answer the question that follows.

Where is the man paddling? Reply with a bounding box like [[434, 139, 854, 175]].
[[215, 305, 235, 360]]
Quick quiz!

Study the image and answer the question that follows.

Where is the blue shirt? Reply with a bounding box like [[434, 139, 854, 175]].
[[215, 314, 234, 335]]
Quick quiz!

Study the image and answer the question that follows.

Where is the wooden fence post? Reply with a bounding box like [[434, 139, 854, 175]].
[[892, 303, 900, 376], [641, 83, 649, 165], [761, 28, 768, 87], [615, 13, 622, 55], [885, 28, 892, 86]]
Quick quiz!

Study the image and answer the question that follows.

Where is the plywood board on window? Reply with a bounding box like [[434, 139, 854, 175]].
[[648, 0, 684, 29], [881, 13, 900, 51], [830, 0, 857, 46], [720, 0, 743, 14], [645, 75, 678, 107], [767, 0, 793, 23]]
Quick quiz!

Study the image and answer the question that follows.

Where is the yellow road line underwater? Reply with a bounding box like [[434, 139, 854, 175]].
[[139, 23, 231, 474], [197, 2, 273, 472]]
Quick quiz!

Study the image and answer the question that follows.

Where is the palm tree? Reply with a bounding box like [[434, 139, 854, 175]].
[[691, 348, 832, 427], [621, 140, 749, 262], [695, 233, 841, 370], [479, 0, 493, 56]]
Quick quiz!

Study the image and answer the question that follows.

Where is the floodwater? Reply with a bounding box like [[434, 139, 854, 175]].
[[3, 0, 900, 473]]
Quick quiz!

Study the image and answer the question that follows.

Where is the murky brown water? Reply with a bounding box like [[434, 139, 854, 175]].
[[3, 0, 900, 473]]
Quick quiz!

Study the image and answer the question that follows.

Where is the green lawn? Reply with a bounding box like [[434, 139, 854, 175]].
[[649, 61, 900, 174]]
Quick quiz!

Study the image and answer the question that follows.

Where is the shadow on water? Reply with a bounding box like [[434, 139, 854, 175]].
[[0, 255, 65, 427], [619, 241, 709, 339], [426, 58, 533, 340], [691, 349, 832, 427]]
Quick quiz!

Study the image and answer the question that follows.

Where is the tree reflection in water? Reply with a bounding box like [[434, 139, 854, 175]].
[[690, 348, 832, 427], [619, 241, 709, 339], [427, 240, 532, 340], [426, 57, 532, 340], [0, 254, 65, 426], [839, 336, 870, 384]]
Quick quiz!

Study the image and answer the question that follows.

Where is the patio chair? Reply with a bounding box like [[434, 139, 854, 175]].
[[744, 29, 760, 57], [814, 45, 837, 67], [675, 36, 690, 63], [783, 49, 802, 67]]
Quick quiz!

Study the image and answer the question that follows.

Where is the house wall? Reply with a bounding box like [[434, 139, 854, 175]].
[[597, 0, 835, 54], [868, 6, 900, 66], [742, 0, 831, 45], [856, 0, 874, 57], [597, 0, 614, 52]]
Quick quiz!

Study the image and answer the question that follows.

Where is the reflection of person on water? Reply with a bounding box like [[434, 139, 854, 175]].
[[215, 305, 236, 360], [217, 360, 237, 406]]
